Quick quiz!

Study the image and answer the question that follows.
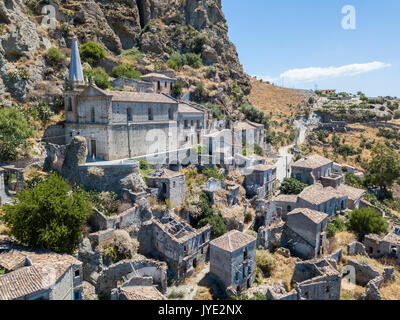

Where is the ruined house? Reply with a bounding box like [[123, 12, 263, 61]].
[[152, 213, 212, 281], [281, 208, 328, 260], [202, 178, 242, 208], [146, 169, 186, 208], [273, 194, 299, 218], [243, 164, 277, 199], [337, 184, 366, 210], [210, 230, 257, 295], [291, 154, 338, 185], [111, 285, 167, 300], [363, 227, 400, 264], [0, 241, 83, 300], [233, 120, 267, 151]]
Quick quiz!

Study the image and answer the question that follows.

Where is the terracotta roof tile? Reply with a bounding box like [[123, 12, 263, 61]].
[[292, 154, 332, 169], [287, 208, 328, 224], [210, 230, 255, 253], [104, 90, 177, 104], [299, 184, 344, 205], [119, 286, 166, 300]]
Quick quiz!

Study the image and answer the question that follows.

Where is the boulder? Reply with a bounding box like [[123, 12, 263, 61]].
[[382, 267, 396, 283]]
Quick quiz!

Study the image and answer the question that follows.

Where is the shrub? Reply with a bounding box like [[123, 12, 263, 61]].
[[1, 174, 91, 254], [256, 250, 276, 277], [30, 102, 53, 124], [184, 53, 202, 69], [191, 34, 210, 54], [0, 107, 33, 161], [204, 103, 223, 120], [347, 208, 388, 239], [112, 63, 141, 80], [86, 190, 120, 217], [326, 216, 347, 238], [345, 173, 363, 188], [83, 67, 110, 89], [279, 178, 308, 195], [79, 41, 106, 66], [240, 104, 270, 128], [197, 213, 227, 239], [167, 52, 187, 70], [192, 82, 208, 102], [139, 158, 150, 171], [202, 168, 225, 181], [46, 47, 66, 66], [122, 47, 143, 62], [172, 81, 183, 98]]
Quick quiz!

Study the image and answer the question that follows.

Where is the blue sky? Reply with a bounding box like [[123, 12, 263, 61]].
[[222, 0, 400, 97]]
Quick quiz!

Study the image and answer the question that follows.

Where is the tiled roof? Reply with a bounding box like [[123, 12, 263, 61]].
[[178, 103, 204, 114], [299, 184, 343, 205], [150, 168, 184, 179], [141, 73, 175, 81], [210, 230, 255, 253], [103, 90, 177, 104], [0, 250, 26, 271], [0, 266, 45, 300], [234, 121, 257, 131], [247, 164, 276, 172], [292, 154, 333, 169], [274, 194, 298, 203], [383, 232, 400, 246], [119, 286, 166, 300], [337, 184, 366, 201], [287, 208, 328, 224]]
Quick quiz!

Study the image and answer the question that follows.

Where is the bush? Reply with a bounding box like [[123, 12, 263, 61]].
[[326, 216, 347, 238], [172, 81, 183, 98], [185, 53, 202, 69], [345, 173, 363, 188], [112, 63, 141, 80], [202, 168, 225, 181], [122, 47, 143, 62], [191, 34, 210, 54], [279, 178, 308, 195], [198, 214, 227, 239], [139, 158, 150, 171], [0, 107, 33, 161], [204, 103, 223, 120], [256, 250, 276, 277], [240, 104, 270, 128], [192, 82, 208, 102], [46, 47, 66, 66], [1, 174, 91, 254], [79, 41, 106, 66], [167, 52, 187, 70], [83, 67, 110, 89], [347, 208, 388, 239], [30, 102, 53, 124]]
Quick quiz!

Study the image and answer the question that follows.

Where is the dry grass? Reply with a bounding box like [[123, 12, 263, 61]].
[[335, 231, 357, 253]]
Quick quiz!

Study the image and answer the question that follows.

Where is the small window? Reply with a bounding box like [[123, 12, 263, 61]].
[[191, 120, 194, 127], [68, 97, 73, 111], [148, 107, 154, 121], [165, 82, 168, 88], [74, 269, 80, 277], [90, 108, 95, 123], [168, 108, 174, 121], [127, 108, 132, 122], [157, 81, 161, 90], [184, 120, 188, 129]]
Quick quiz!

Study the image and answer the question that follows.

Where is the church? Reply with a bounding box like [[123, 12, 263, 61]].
[[64, 39, 209, 161]]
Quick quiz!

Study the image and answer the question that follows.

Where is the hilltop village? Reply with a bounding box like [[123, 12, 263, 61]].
[[0, 40, 399, 302]]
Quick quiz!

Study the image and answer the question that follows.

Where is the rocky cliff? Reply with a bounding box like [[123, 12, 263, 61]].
[[0, 0, 251, 119]]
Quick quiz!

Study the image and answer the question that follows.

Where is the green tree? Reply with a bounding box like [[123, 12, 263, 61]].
[[279, 178, 308, 195], [347, 208, 388, 240], [1, 174, 91, 254], [172, 81, 183, 98], [184, 53, 203, 69], [46, 47, 66, 67], [112, 63, 141, 80], [0, 107, 33, 161], [79, 41, 106, 66], [326, 216, 347, 238], [198, 214, 227, 239], [83, 67, 110, 89], [364, 144, 400, 195]]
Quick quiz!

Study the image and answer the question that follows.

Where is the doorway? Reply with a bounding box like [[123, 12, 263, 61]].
[[90, 140, 97, 160]]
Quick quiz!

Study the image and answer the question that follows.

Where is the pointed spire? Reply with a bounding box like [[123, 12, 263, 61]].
[[68, 38, 84, 83]]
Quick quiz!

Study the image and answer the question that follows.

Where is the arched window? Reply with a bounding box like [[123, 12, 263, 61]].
[[168, 108, 174, 120], [90, 108, 95, 123], [127, 107, 132, 122], [148, 107, 154, 121]]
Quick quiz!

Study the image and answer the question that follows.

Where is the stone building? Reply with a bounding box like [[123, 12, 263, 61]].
[[291, 154, 337, 185], [177, 101, 207, 148], [63, 39, 206, 161], [146, 169, 186, 208], [152, 213, 212, 281], [0, 168, 6, 205], [210, 230, 257, 295], [273, 194, 299, 218], [233, 120, 267, 150], [281, 208, 328, 259], [0, 242, 83, 300], [337, 184, 366, 210], [297, 184, 348, 217], [243, 164, 277, 199], [111, 285, 166, 300], [363, 227, 400, 264]]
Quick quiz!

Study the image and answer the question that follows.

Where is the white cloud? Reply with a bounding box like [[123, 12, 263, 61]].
[[255, 61, 391, 84]]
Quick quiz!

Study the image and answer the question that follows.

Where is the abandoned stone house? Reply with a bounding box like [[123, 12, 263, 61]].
[[233, 120, 267, 151], [111, 285, 167, 300], [243, 164, 277, 199], [337, 184, 366, 210], [140, 72, 176, 95], [0, 242, 83, 300], [152, 213, 212, 281], [291, 154, 337, 185], [210, 230, 256, 295], [281, 208, 328, 260], [64, 39, 207, 161], [202, 178, 242, 208], [363, 227, 400, 264], [145, 169, 186, 208], [274, 184, 348, 219]]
